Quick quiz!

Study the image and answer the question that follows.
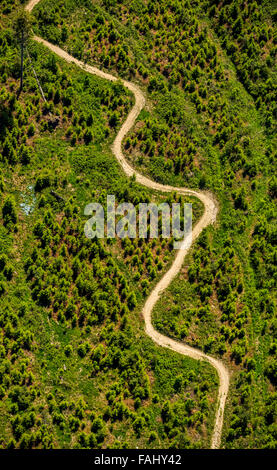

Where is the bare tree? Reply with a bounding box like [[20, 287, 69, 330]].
[[13, 9, 32, 94]]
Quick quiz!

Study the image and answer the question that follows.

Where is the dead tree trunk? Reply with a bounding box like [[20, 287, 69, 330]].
[[19, 30, 24, 94]]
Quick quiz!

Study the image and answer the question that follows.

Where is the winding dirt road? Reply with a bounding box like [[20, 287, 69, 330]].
[[26, 0, 230, 449]]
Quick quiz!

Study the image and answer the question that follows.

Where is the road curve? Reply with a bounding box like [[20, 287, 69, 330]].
[[26, 0, 230, 449]]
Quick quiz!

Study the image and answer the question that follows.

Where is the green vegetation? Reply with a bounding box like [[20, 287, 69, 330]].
[[0, 0, 276, 449], [0, 0, 216, 450]]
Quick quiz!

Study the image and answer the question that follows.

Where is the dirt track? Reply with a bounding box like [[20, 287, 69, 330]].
[[26, 0, 230, 449]]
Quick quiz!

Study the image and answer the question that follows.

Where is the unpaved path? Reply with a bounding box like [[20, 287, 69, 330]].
[[26, 0, 230, 449]]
